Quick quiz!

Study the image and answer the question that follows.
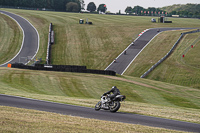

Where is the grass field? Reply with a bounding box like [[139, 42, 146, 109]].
[[0, 8, 200, 132], [146, 32, 200, 89], [2, 9, 200, 69], [0, 106, 186, 133], [0, 13, 22, 65], [125, 30, 200, 89], [2, 9, 200, 89], [0, 67, 200, 124], [124, 30, 185, 76]]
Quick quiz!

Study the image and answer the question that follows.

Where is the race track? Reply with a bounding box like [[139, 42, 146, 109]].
[[0, 10, 39, 67], [0, 94, 200, 132], [0, 11, 199, 132], [105, 28, 193, 75]]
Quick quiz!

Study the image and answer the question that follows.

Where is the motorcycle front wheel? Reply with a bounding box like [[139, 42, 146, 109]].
[[110, 101, 120, 112], [95, 101, 101, 111]]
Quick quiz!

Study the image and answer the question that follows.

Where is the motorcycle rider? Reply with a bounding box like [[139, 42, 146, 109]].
[[103, 86, 120, 102]]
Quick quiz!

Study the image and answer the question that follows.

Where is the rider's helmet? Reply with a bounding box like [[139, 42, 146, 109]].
[[112, 86, 116, 89]]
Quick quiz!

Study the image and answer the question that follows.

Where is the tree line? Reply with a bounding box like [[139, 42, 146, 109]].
[[0, 0, 84, 12], [162, 4, 200, 18], [86, 2, 107, 13], [0, 0, 108, 13], [1, 1, 199, 17], [125, 4, 200, 18], [125, 6, 167, 16]]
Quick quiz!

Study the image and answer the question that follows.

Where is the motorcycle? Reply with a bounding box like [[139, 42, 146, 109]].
[[95, 94, 126, 112]]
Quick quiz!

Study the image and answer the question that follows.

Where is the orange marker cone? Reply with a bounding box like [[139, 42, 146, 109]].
[[7, 64, 12, 68]]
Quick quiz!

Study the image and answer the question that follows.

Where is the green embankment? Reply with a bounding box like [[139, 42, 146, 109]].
[[2, 9, 199, 89], [0, 13, 22, 65], [2, 9, 200, 69], [147, 32, 200, 88], [125, 30, 200, 89], [0, 9, 200, 132], [0, 67, 199, 124], [0, 106, 185, 133]]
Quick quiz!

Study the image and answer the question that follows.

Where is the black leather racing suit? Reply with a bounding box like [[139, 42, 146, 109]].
[[103, 86, 120, 100]]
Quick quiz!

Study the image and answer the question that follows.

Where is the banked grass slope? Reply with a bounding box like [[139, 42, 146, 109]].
[[0, 67, 199, 124], [125, 30, 200, 89], [0, 9, 200, 132], [2, 9, 200, 70], [0, 12, 22, 65]]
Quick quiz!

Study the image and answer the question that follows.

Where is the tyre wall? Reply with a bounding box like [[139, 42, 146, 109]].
[[10, 63, 116, 76]]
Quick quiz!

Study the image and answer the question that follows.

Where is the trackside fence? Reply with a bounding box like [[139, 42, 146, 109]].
[[140, 29, 200, 78], [10, 63, 116, 76], [46, 23, 54, 65]]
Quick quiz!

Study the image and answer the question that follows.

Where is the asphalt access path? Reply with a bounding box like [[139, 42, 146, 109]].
[[0, 10, 39, 67], [105, 28, 192, 75], [0, 94, 200, 132]]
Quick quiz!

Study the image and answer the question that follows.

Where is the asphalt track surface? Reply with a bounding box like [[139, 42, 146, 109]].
[[1, 94, 200, 132], [105, 28, 192, 75], [0, 10, 39, 67], [0, 11, 199, 132]]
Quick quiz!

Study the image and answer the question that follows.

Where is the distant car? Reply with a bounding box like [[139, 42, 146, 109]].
[[151, 18, 156, 23]]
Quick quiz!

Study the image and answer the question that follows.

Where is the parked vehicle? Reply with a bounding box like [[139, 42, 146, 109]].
[[151, 18, 156, 22]]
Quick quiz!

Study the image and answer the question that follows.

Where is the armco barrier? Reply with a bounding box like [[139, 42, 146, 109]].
[[10, 63, 116, 76], [51, 31, 54, 44], [46, 23, 54, 65], [141, 29, 200, 78]]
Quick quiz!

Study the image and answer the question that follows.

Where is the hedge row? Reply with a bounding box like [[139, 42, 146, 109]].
[[11, 63, 116, 76]]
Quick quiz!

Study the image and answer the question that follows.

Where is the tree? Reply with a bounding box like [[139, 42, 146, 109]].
[[171, 11, 177, 15], [125, 6, 132, 14], [54, 0, 72, 11], [54, 0, 64, 11], [79, 0, 85, 10], [87, 2, 96, 12], [97, 4, 107, 13], [148, 7, 156, 12], [46, 0, 54, 9], [132, 6, 144, 15], [35, 0, 44, 8], [66, 2, 80, 12]]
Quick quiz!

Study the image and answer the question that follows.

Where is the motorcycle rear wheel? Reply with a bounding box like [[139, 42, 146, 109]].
[[110, 101, 120, 112], [95, 101, 101, 111]]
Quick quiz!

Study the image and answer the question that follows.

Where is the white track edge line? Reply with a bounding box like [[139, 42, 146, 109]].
[[121, 31, 162, 75], [0, 12, 25, 66], [105, 29, 149, 71], [0, 11, 40, 66]]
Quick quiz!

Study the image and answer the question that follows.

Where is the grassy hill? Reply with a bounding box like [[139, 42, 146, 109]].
[[1, 9, 200, 89], [162, 3, 200, 13], [146, 32, 200, 88], [2, 9, 200, 69], [161, 3, 200, 17], [0, 8, 200, 131], [0, 13, 22, 65], [0, 67, 200, 124], [125, 30, 200, 89], [162, 4, 200, 13], [0, 106, 185, 133]]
